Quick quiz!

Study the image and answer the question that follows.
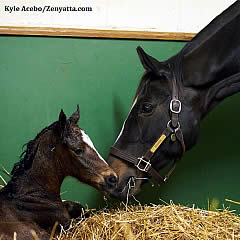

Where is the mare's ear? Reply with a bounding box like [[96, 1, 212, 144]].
[[56, 109, 67, 137], [69, 105, 80, 125], [136, 46, 170, 76]]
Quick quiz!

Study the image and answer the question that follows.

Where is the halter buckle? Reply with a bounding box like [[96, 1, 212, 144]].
[[167, 120, 180, 132], [164, 175, 169, 182], [136, 157, 151, 172], [170, 99, 182, 114]]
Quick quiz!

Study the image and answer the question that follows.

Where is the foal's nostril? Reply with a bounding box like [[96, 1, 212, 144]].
[[105, 175, 118, 188]]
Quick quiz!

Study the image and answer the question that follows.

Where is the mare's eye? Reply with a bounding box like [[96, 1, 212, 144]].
[[74, 148, 84, 155], [142, 102, 153, 113]]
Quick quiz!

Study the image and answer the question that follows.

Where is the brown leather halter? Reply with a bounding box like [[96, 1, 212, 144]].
[[110, 69, 186, 185]]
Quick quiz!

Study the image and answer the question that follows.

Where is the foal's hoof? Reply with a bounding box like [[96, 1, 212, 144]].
[[63, 201, 90, 219]]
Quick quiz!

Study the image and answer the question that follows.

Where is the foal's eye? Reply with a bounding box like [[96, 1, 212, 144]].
[[141, 103, 153, 113], [74, 148, 84, 155]]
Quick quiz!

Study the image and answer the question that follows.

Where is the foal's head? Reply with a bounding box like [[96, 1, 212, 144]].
[[53, 106, 118, 193]]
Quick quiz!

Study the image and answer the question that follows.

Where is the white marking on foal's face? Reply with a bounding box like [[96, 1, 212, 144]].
[[81, 130, 108, 165], [114, 96, 138, 144]]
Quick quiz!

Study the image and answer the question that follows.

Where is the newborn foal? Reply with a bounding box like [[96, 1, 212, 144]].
[[0, 106, 117, 240]]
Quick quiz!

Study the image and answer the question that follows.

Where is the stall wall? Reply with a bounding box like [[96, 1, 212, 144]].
[[0, 0, 236, 33], [0, 36, 240, 211]]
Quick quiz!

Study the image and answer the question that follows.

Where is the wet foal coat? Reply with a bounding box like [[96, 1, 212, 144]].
[[0, 107, 117, 240]]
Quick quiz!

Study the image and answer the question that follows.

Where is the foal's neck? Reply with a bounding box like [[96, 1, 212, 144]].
[[7, 131, 66, 201]]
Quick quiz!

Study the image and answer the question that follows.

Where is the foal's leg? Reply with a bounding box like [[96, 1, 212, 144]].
[[63, 201, 89, 219]]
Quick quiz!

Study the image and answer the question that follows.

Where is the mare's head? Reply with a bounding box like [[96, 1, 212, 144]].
[[108, 2, 240, 201], [108, 47, 201, 200], [53, 106, 118, 193]]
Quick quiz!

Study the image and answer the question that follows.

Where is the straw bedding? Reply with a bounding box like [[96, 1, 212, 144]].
[[2, 172, 240, 239], [57, 203, 240, 240]]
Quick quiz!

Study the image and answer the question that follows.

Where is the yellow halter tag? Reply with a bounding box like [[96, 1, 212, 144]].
[[150, 134, 167, 153]]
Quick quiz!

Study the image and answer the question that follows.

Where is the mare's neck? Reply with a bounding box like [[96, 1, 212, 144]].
[[183, 4, 240, 88]]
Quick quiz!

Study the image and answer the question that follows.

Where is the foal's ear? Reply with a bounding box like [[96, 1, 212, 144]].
[[136, 46, 170, 76], [57, 109, 67, 136], [69, 104, 80, 124]]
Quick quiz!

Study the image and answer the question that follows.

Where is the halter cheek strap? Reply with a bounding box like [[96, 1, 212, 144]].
[[110, 67, 185, 185]]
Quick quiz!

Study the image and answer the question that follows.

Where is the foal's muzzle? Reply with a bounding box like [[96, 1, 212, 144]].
[[98, 171, 118, 193]]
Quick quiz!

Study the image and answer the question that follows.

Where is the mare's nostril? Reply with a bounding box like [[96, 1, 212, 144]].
[[105, 175, 118, 188]]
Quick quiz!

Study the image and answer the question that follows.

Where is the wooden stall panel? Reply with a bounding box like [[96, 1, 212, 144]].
[[0, 0, 236, 40]]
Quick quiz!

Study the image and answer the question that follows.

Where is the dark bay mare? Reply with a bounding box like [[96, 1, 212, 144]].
[[0, 106, 117, 240], [108, 1, 240, 200]]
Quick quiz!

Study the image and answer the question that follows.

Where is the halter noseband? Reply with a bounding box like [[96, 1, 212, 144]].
[[110, 67, 185, 185]]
